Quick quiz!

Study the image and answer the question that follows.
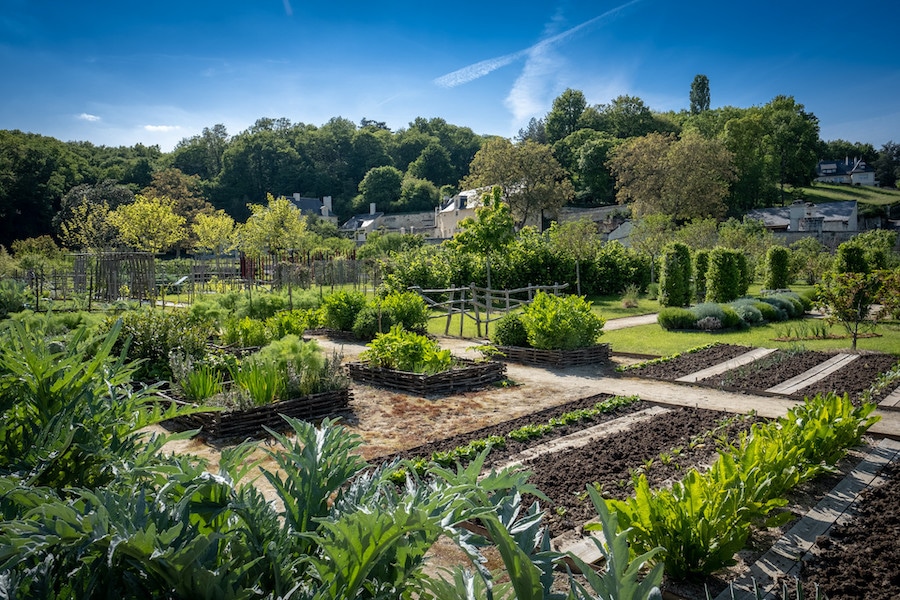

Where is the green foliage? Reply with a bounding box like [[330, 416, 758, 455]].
[[834, 242, 870, 274], [519, 291, 605, 350], [657, 307, 697, 330], [492, 312, 530, 347], [592, 241, 652, 296], [658, 242, 692, 307], [0, 279, 28, 318], [0, 318, 186, 490], [706, 247, 749, 303], [221, 315, 270, 347], [352, 291, 428, 340], [322, 289, 367, 331], [571, 486, 664, 600], [815, 270, 885, 350], [764, 245, 792, 290], [360, 325, 453, 374], [174, 358, 224, 403], [105, 308, 210, 380], [729, 298, 764, 326], [693, 249, 710, 302], [754, 300, 785, 322], [231, 357, 284, 406], [608, 393, 878, 580]]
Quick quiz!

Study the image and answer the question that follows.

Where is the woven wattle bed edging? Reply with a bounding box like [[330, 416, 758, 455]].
[[346, 359, 506, 396], [491, 343, 611, 368], [162, 388, 352, 440]]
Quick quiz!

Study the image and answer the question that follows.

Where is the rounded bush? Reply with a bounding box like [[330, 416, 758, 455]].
[[520, 292, 605, 350], [754, 301, 785, 322], [492, 312, 530, 347], [758, 297, 791, 321], [352, 305, 395, 340], [720, 305, 744, 329], [729, 299, 764, 326], [657, 307, 698, 330], [322, 290, 367, 331]]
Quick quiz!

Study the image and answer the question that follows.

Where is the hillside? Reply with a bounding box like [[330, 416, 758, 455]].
[[795, 183, 900, 206]]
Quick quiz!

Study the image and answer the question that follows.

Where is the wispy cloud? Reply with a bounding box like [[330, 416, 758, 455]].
[[78, 113, 101, 122], [434, 0, 643, 89], [283, 0, 293, 17], [143, 124, 179, 132]]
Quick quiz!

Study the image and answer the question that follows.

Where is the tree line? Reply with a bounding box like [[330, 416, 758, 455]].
[[2, 76, 900, 253]]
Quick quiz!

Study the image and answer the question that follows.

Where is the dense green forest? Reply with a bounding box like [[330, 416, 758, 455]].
[[2, 84, 899, 251]]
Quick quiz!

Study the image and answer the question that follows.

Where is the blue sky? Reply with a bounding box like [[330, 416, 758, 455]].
[[2, 0, 898, 152]]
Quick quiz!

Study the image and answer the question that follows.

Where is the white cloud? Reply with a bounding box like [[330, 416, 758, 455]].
[[77, 113, 101, 122], [143, 124, 180, 132], [505, 40, 565, 121], [434, 0, 643, 89]]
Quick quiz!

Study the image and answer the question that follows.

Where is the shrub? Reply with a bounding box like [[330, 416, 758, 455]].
[[719, 305, 744, 329], [379, 291, 428, 332], [322, 290, 367, 331], [834, 242, 870, 274], [658, 242, 692, 307], [705, 247, 749, 303], [519, 291, 605, 350], [763, 245, 792, 290], [693, 249, 710, 303], [657, 307, 697, 330], [769, 291, 805, 317], [695, 316, 722, 330], [729, 299, 764, 326], [352, 305, 395, 340], [0, 279, 28, 318], [492, 312, 530, 347], [106, 309, 210, 380], [221, 316, 270, 347], [755, 300, 786, 322], [692, 302, 726, 321], [360, 324, 453, 374]]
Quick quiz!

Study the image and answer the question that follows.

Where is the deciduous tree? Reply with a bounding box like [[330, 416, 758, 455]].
[[107, 195, 186, 254], [548, 218, 600, 295], [463, 138, 574, 229], [450, 186, 515, 290]]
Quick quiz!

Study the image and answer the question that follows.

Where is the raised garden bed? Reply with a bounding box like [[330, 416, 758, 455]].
[[491, 343, 611, 368], [346, 358, 506, 396], [163, 388, 352, 440]]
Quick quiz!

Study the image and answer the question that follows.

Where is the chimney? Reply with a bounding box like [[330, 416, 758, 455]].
[[321, 195, 332, 217], [293, 192, 301, 202], [369, 202, 376, 215]]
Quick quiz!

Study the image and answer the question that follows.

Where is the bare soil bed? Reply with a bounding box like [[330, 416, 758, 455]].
[[792, 461, 900, 600], [627, 344, 900, 404]]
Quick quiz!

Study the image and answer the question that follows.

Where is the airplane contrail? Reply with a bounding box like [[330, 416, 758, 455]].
[[433, 0, 643, 88]]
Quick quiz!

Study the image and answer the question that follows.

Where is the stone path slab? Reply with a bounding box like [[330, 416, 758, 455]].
[[765, 353, 859, 395], [675, 347, 777, 383], [714, 438, 900, 600], [879, 385, 900, 408]]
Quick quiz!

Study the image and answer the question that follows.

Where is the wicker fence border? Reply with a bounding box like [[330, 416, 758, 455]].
[[163, 388, 352, 440], [491, 343, 611, 368], [346, 359, 506, 396]]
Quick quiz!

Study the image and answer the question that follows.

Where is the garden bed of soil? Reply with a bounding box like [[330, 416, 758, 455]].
[[379, 393, 648, 466], [792, 460, 900, 600], [623, 344, 752, 379], [626, 344, 900, 404]]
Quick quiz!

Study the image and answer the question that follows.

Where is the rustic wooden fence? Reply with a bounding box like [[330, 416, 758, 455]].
[[409, 282, 569, 338]]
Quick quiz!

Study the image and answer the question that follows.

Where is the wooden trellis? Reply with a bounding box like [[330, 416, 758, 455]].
[[409, 282, 568, 338]]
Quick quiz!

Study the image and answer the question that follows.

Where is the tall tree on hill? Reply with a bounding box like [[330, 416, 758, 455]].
[[545, 88, 588, 144], [689, 74, 711, 114], [874, 141, 900, 188], [764, 96, 820, 204], [607, 132, 735, 221]]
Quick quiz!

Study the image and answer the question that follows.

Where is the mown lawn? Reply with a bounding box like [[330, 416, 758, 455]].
[[795, 183, 900, 206], [602, 319, 900, 357]]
